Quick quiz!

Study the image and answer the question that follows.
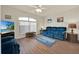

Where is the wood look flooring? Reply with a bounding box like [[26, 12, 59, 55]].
[[17, 37, 79, 54]]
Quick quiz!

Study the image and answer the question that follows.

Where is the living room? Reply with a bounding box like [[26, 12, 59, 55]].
[[0, 5, 79, 54]]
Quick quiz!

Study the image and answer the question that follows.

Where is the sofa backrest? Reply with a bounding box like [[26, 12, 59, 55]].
[[1, 32, 15, 43], [46, 27, 66, 31], [1, 36, 14, 43]]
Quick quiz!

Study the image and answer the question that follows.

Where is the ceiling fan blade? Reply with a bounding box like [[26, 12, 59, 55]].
[[29, 5, 45, 9], [41, 8, 45, 9], [29, 5, 38, 8]]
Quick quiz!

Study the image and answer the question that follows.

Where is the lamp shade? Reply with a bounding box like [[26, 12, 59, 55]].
[[68, 23, 77, 28]]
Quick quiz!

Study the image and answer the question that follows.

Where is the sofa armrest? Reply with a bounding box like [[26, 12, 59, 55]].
[[2, 42, 20, 54], [12, 43, 20, 54], [2, 39, 16, 45]]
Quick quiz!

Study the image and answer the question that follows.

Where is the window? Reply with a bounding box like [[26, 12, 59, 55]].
[[19, 21, 29, 34], [19, 17, 28, 21], [19, 17, 37, 34], [30, 22, 37, 32], [29, 18, 37, 32], [29, 18, 36, 22]]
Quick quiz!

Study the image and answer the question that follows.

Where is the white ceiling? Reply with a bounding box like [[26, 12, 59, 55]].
[[7, 5, 79, 17]]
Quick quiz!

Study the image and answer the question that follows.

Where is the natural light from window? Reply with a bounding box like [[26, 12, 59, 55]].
[[19, 17, 37, 34], [19, 17, 28, 21]]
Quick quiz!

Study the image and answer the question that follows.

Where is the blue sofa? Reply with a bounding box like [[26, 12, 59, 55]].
[[1, 32, 20, 54], [41, 27, 66, 40]]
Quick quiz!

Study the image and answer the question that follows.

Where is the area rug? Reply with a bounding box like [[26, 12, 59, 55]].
[[35, 35, 57, 47]]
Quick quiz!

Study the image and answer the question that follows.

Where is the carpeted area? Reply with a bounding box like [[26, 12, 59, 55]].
[[36, 35, 57, 47]]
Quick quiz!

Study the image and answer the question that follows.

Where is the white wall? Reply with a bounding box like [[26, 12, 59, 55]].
[[43, 7, 79, 40], [1, 5, 44, 39], [1, 5, 79, 41]]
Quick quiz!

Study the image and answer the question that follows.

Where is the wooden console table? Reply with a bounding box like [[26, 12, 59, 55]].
[[67, 33, 78, 43], [26, 32, 36, 37]]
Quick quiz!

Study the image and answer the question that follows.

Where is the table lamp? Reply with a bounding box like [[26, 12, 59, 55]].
[[68, 23, 77, 34]]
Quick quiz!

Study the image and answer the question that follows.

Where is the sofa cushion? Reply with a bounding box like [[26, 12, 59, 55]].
[[41, 27, 66, 40], [1, 36, 14, 43]]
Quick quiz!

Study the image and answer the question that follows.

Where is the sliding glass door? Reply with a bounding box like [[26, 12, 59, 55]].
[[19, 17, 37, 34]]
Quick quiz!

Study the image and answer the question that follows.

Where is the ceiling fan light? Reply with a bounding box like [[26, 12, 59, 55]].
[[36, 8, 42, 13]]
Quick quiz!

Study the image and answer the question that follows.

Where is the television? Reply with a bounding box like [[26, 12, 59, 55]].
[[0, 20, 14, 33]]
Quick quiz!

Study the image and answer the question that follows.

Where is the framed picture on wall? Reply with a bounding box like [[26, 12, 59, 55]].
[[5, 15, 11, 19], [48, 18, 52, 22], [57, 17, 64, 22]]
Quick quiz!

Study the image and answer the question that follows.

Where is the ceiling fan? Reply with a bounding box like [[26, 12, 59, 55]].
[[29, 5, 45, 13]]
